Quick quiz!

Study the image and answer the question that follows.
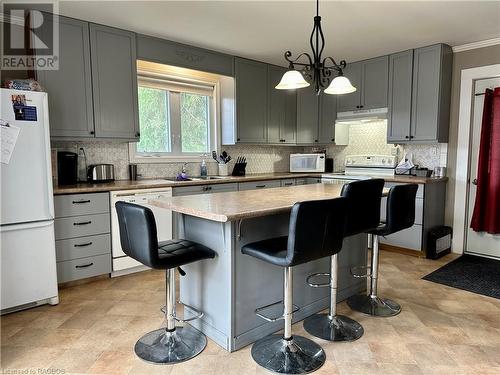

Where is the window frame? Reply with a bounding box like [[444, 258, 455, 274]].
[[129, 73, 220, 163]]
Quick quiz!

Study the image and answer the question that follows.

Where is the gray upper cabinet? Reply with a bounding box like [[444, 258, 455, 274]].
[[319, 93, 337, 143], [338, 56, 388, 112], [362, 55, 389, 110], [387, 50, 413, 142], [410, 44, 452, 142], [387, 44, 452, 143], [337, 62, 362, 112], [296, 85, 320, 144], [136, 35, 234, 77], [267, 66, 296, 144], [37, 15, 94, 138], [90, 24, 139, 140], [235, 58, 268, 143]]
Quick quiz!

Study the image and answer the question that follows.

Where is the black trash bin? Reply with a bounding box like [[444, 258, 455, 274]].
[[426, 226, 452, 259]]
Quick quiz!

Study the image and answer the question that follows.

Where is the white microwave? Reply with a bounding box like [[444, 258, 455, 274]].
[[290, 153, 326, 173]]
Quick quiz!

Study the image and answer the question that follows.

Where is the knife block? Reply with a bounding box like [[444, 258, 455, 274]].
[[231, 162, 247, 176]]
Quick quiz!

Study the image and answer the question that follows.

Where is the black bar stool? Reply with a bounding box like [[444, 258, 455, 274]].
[[115, 201, 216, 364], [303, 179, 384, 342], [242, 197, 348, 374], [347, 183, 418, 317]]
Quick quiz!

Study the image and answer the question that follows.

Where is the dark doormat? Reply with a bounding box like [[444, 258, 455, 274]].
[[422, 254, 500, 299]]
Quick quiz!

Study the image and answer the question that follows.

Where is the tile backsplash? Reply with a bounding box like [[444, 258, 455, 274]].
[[52, 120, 447, 180]]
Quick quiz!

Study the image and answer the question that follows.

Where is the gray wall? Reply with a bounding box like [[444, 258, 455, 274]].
[[445, 44, 500, 227]]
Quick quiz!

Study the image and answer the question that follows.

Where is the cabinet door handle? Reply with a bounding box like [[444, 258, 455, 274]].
[[284, 182, 293, 186], [409, 135, 414, 139], [73, 221, 91, 226], [314, 140, 318, 143], [75, 262, 94, 269], [405, 135, 410, 139], [90, 131, 95, 135], [135, 132, 140, 137], [472, 179, 478, 185], [255, 185, 266, 188], [72, 200, 91, 204], [74, 242, 93, 247]]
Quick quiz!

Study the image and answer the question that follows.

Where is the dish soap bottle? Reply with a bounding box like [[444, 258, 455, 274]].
[[200, 158, 208, 177]]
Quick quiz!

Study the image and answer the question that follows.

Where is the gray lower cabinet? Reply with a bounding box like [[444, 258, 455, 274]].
[[379, 182, 446, 253], [387, 44, 452, 143], [90, 24, 139, 140], [267, 66, 297, 144], [235, 58, 268, 143], [238, 180, 281, 191], [296, 177, 322, 185], [54, 193, 111, 283], [338, 56, 388, 112], [173, 183, 238, 196], [280, 179, 296, 187], [37, 14, 94, 138]]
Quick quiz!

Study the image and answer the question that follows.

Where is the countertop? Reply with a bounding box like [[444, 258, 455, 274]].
[[149, 184, 389, 223], [52, 172, 447, 195]]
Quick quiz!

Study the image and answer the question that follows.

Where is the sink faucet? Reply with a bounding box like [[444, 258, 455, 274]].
[[181, 162, 189, 174]]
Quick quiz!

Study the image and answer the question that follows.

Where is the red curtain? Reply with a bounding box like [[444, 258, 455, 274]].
[[471, 87, 500, 234]]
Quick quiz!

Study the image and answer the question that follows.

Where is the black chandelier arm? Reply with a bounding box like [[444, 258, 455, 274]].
[[284, 51, 314, 68], [322, 56, 347, 73]]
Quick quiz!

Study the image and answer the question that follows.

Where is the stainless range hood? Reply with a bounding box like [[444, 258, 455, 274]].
[[336, 107, 388, 122]]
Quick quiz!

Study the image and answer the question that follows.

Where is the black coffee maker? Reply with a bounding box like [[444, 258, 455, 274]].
[[57, 151, 78, 185]]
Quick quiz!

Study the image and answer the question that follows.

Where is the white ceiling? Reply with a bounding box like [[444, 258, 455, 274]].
[[59, 1, 500, 66]]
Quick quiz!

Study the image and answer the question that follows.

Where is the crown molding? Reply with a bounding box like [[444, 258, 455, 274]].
[[452, 38, 500, 53]]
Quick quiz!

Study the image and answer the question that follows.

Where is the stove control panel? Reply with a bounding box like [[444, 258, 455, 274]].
[[345, 155, 397, 168]]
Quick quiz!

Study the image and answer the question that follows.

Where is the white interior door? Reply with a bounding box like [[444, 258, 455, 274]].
[[465, 77, 500, 259]]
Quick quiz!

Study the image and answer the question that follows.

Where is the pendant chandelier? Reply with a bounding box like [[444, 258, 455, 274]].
[[275, 0, 356, 95]]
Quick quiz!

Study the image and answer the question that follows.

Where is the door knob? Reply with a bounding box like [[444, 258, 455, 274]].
[[472, 179, 478, 185]]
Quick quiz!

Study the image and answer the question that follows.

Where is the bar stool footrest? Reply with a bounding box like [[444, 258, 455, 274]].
[[160, 302, 204, 323], [350, 265, 372, 278], [255, 300, 300, 322], [306, 272, 331, 288]]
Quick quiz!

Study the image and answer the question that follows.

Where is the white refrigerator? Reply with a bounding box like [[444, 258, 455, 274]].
[[1, 88, 59, 312]]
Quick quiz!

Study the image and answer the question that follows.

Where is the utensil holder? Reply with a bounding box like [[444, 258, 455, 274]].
[[218, 163, 229, 176]]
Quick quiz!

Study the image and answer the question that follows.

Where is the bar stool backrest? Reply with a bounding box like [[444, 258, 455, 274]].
[[383, 184, 419, 234], [341, 179, 385, 237], [115, 201, 159, 268], [286, 197, 348, 266]]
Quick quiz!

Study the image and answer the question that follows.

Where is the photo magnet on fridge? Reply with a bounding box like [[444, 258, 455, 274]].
[[11, 94, 37, 121]]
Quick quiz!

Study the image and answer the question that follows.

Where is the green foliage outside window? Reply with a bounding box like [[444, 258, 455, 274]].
[[181, 93, 209, 153], [136, 86, 170, 153]]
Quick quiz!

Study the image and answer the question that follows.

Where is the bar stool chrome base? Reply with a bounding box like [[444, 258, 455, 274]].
[[347, 294, 401, 317], [251, 334, 325, 374], [303, 314, 364, 342], [134, 326, 207, 364]]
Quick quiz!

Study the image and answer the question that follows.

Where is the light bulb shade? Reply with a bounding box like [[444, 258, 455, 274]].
[[275, 70, 310, 90], [324, 75, 357, 95]]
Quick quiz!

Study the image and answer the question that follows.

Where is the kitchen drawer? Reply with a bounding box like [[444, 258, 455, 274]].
[[384, 182, 424, 198], [379, 224, 422, 251], [55, 213, 110, 240], [57, 254, 111, 283], [56, 234, 110, 262], [380, 196, 423, 225], [280, 179, 296, 187], [173, 183, 237, 196], [55, 193, 110, 217], [238, 180, 281, 191]]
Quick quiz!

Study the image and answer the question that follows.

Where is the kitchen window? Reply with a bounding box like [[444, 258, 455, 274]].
[[130, 74, 217, 162]]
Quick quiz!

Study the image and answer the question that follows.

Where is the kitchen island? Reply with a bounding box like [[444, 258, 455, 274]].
[[150, 184, 369, 352]]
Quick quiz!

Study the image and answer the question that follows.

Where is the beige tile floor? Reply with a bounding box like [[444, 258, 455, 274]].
[[2, 251, 500, 375]]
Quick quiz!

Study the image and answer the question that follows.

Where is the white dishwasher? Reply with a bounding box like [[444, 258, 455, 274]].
[[110, 188, 172, 275]]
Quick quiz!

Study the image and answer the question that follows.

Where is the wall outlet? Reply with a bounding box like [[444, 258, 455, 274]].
[[391, 147, 398, 156]]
